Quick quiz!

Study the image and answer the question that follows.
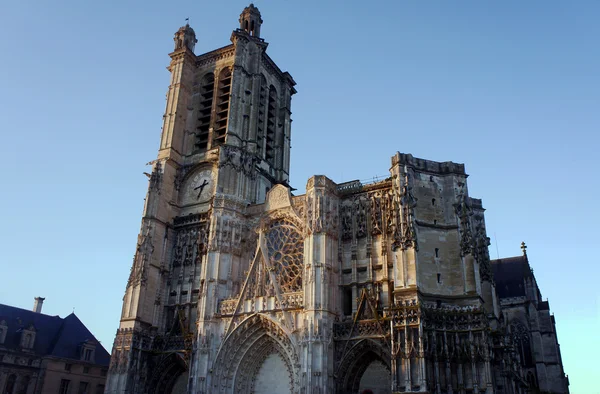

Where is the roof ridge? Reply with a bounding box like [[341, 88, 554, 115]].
[[0, 303, 61, 319]]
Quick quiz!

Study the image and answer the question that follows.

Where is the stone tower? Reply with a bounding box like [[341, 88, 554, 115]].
[[105, 5, 297, 393], [105, 5, 569, 394]]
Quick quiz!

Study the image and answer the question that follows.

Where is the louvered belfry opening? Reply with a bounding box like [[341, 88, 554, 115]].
[[265, 85, 277, 166], [256, 77, 267, 157], [213, 68, 232, 147], [195, 73, 214, 151]]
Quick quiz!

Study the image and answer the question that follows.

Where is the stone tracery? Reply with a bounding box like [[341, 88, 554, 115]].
[[265, 218, 304, 293]]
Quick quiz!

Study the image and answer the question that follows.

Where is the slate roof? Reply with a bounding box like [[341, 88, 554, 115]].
[[0, 303, 110, 367], [491, 255, 539, 299]]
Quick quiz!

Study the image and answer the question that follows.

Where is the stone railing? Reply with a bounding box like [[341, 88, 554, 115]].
[[218, 292, 304, 316]]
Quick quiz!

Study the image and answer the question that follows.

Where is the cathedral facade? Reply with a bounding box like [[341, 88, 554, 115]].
[[104, 5, 568, 394]]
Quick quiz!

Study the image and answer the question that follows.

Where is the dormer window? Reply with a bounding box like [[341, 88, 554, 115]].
[[80, 340, 97, 363], [0, 320, 7, 344], [20, 324, 36, 350]]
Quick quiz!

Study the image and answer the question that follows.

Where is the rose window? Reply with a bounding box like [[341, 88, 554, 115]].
[[265, 219, 304, 293]]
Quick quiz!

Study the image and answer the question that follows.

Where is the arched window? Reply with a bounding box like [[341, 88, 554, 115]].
[[510, 321, 533, 368], [195, 73, 215, 151], [17, 376, 30, 394], [213, 68, 232, 147], [526, 372, 538, 390], [0, 320, 7, 344], [23, 333, 32, 348], [4, 374, 16, 394], [256, 76, 268, 157], [265, 85, 277, 166]]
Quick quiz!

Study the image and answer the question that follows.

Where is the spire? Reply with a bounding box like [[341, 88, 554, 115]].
[[521, 241, 527, 257], [173, 23, 197, 53], [239, 4, 263, 38]]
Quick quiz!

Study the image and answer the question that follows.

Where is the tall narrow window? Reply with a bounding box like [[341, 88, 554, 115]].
[[195, 73, 214, 151], [5, 375, 16, 394], [265, 85, 277, 166], [213, 68, 231, 147], [256, 77, 267, 157], [342, 287, 352, 316], [59, 379, 71, 394], [17, 376, 30, 394], [78, 382, 89, 394]]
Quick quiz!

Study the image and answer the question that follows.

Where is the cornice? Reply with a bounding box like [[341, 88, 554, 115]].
[[262, 53, 296, 93], [195, 44, 235, 68]]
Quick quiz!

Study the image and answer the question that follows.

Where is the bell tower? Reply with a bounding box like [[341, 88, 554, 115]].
[[105, 6, 295, 394]]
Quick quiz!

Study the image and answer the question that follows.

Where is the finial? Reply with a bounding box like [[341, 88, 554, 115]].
[[521, 241, 527, 256], [239, 4, 263, 38], [173, 22, 197, 52]]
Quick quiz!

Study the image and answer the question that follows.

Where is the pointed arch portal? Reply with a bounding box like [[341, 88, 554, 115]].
[[148, 352, 189, 394], [212, 314, 298, 394], [337, 339, 391, 394]]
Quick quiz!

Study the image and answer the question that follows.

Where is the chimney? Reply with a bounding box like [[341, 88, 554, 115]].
[[33, 297, 45, 313]]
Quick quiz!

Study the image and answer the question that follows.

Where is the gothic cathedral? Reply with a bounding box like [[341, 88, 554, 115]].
[[105, 5, 569, 394]]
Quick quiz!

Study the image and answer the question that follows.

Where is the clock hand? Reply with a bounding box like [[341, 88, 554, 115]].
[[194, 179, 209, 199]]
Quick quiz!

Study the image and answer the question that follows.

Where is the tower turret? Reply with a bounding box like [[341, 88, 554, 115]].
[[239, 3, 262, 37], [174, 23, 197, 52]]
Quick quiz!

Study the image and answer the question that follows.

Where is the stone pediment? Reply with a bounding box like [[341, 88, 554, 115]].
[[265, 184, 292, 212]]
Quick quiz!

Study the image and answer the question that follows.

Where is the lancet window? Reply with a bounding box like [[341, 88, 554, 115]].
[[265, 85, 277, 166], [195, 73, 214, 151], [256, 76, 267, 157], [510, 321, 533, 367], [213, 68, 232, 147]]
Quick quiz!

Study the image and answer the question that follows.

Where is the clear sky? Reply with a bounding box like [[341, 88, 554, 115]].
[[1, 1, 598, 392]]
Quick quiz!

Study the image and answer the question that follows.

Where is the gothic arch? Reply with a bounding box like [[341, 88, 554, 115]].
[[212, 314, 299, 393], [510, 319, 533, 367], [336, 339, 391, 394], [147, 352, 188, 394], [260, 202, 306, 235]]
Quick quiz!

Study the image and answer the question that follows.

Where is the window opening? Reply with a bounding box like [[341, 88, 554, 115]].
[[437, 273, 441, 283], [195, 73, 214, 151], [59, 379, 71, 394], [256, 77, 267, 157], [17, 376, 30, 394], [213, 68, 231, 147], [5, 375, 16, 394], [265, 86, 277, 166], [78, 382, 89, 394], [342, 287, 352, 316], [432, 198, 436, 206], [265, 219, 304, 293], [435, 248, 439, 258]]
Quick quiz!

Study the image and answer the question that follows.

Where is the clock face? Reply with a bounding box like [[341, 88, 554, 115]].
[[183, 169, 213, 204]]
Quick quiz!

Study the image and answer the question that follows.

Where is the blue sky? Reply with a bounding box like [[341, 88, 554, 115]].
[[0, 1, 598, 392]]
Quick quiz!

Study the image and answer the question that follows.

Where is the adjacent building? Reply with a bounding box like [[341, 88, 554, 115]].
[[491, 246, 570, 394], [0, 298, 110, 394], [104, 5, 569, 394]]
